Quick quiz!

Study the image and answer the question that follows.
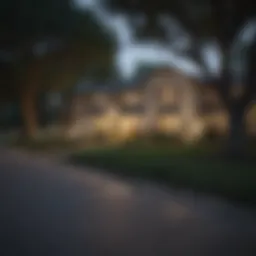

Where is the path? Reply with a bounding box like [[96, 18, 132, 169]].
[[1, 148, 256, 255]]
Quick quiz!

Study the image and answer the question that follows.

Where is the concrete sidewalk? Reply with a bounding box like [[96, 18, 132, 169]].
[[1, 148, 256, 255]]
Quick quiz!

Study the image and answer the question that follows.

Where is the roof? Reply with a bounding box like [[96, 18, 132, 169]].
[[74, 73, 149, 94], [74, 67, 194, 95]]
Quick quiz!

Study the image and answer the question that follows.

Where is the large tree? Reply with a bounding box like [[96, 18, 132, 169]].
[[0, 0, 114, 137], [107, 0, 256, 156]]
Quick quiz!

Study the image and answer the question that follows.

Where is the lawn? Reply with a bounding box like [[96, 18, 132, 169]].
[[12, 136, 78, 152], [70, 140, 256, 205]]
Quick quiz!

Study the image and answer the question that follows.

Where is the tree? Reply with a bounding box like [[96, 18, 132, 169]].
[[0, 0, 114, 138], [107, 0, 256, 156]]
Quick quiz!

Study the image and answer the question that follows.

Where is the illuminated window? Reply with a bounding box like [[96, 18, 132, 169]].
[[161, 87, 175, 104], [123, 92, 141, 105]]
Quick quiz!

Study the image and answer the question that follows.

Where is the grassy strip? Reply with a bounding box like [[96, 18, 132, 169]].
[[70, 142, 256, 204], [11, 136, 79, 152]]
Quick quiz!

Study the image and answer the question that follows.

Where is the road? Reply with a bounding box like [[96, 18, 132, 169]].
[[1, 148, 256, 255]]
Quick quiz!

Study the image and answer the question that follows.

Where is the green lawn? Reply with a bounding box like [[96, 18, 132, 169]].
[[70, 141, 256, 205], [12, 137, 78, 152]]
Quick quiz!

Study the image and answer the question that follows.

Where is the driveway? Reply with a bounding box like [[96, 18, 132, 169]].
[[1, 148, 256, 255]]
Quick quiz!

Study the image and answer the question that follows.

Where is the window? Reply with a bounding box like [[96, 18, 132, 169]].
[[123, 92, 141, 105], [200, 90, 223, 114], [159, 86, 180, 113], [120, 91, 145, 114], [121, 104, 145, 114]]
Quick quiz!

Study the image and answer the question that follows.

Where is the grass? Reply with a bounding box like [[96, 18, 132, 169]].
[[70, 139, 256, 205], [11, 136, 79, 152]]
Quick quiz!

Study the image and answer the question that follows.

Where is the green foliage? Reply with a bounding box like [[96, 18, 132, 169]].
[[13, 136, 78, 152], [108, 0, 255, 44], [0, 0, 115, 99], [1, 0, 109, 41]]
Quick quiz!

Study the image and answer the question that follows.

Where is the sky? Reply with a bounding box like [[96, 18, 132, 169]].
[[1, 0, 255, 85], [73, 0, 256, 84], [72, 0, 216, 80]]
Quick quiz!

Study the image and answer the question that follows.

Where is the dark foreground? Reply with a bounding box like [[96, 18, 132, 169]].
[[1, 148, 256, 256]]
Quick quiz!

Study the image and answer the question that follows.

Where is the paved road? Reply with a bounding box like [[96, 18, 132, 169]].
[[1, 149, 256, 255]]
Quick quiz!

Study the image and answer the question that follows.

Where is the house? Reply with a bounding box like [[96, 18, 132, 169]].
[[66, 68, 256, 142]]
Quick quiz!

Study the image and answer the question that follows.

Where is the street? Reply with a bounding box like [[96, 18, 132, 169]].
[[1, 148, 256, 255]]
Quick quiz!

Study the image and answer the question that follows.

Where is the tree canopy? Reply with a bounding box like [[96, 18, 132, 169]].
[[0, 0, 115, 97], [0, 0, 116, 136], [108, 0, 255, 42]]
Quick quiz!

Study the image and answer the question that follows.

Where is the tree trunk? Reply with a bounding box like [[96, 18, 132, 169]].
[[59, 88, 76, 135], [20, 86, 38, 139], [20, 61, 41, 139], [227, 105, 247, 158]]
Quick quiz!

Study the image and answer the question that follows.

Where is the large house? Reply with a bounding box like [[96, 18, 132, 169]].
[[65, 68, 256, 142]]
